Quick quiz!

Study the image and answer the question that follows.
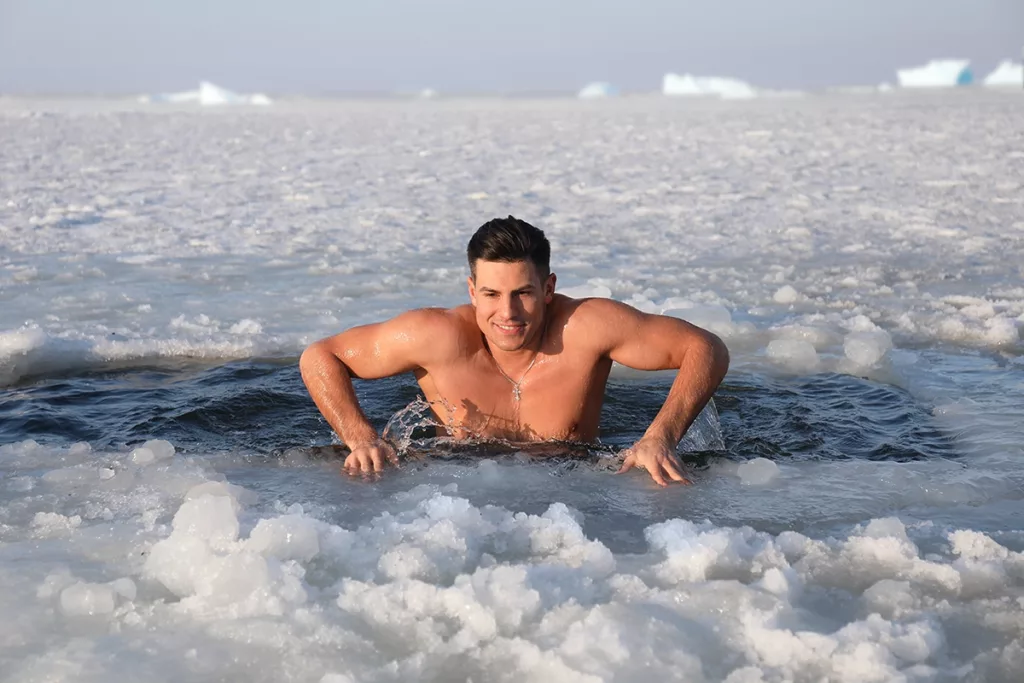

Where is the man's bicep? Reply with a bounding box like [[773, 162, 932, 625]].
[[317, 312, 443, 379], [604, 306, 700, 371]]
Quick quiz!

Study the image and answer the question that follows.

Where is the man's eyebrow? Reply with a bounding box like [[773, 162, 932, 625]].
[[478, 285, 535, 293]]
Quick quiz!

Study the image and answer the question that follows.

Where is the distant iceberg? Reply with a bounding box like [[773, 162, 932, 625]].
[[896, 60, 973, 88], [662, 73, 756, 99], [141, 81, 272, 106], [577, 82, 618, 99], [983, 61, 1023, 87]]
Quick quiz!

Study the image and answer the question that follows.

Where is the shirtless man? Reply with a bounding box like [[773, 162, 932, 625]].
[[300, 216, 730, 486]]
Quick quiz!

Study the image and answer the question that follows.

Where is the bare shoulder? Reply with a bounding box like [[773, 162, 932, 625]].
[[388, 306, 472, 359], [314, 305, 470, 372], [553, 295, 644, 350], [559, 295, 645, 330], [557, 294, 719, 362]]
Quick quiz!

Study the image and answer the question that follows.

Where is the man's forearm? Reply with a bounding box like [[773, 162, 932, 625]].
[[299, 342, 379, 447], [643, 334, 730, 447]]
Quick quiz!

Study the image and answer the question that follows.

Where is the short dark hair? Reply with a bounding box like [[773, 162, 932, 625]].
[[467, 216, 550, 279]]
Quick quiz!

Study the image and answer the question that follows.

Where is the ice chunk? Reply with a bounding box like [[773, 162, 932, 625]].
[[60, 581, 117, 616], [110, 577, 137, 600], [661, 302, 734, 338], [771, 325, 837, 349], [843, 330, 893, 367], [983, 318, 1019, 346], [662, 73, 756, 99], [170, 494, 241, 547], [896, 59, 973, 88], [578, 82, 618, 99], [229, 319, 262, 334], [766, 339, 819, 372], [737, 458, 779, 486], [131, 439, 175, 465], [983, 60, 1023, 87], [142, 81, 272, 106], [247, 514, 321, 562], [558, 282, 613, 299], [184, 480, 257, 509], [773, 285, 800, 304], [862, 579, 915, 619]]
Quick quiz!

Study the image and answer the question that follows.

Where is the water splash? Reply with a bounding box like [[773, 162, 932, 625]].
[[379, 395, 724, 469], [679, 400, 725, 452], [381, 396, 448, 455]]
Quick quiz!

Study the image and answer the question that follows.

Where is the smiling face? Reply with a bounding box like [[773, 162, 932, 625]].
[[468, 259, 556, 353]]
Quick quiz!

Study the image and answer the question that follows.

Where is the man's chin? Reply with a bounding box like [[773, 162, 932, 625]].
[[488, 335, 526, 352]]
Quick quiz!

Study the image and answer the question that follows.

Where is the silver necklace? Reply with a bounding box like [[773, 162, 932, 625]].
[[494, 354, 538, 401]]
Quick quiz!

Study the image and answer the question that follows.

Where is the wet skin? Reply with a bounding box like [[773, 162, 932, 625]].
[[300, 259, 730, 486]]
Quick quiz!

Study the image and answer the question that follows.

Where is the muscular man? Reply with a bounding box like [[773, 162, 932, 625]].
[[300, 216, 729, 485]]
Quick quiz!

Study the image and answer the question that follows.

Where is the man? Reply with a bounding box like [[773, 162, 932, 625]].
[[300, 216, 729, 486]]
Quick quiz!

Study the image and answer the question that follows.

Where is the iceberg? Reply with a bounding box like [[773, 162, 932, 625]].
[[896, 60, 973, 88], [141, 81, 272, 106], [577, 82, 618, 99], [662, 73, 756, 100], [983, 60, 1023, 87]]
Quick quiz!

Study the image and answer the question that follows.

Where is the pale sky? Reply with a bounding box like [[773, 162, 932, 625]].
[[0, 0, 1020, 94]]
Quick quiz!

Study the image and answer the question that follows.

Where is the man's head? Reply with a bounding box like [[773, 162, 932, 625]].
[[467, 216, 556, 353]]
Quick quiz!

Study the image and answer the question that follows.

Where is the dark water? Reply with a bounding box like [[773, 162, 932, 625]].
[[0, 358, 955, 465]]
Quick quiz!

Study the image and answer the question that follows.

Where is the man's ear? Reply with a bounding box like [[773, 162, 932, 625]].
[[467, 276, 477, 305], [544, 272, 557, 303]]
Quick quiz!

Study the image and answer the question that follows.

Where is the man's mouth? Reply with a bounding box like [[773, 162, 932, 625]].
[[493, 322, 525, 335]]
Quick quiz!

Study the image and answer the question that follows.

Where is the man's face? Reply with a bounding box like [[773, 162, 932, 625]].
[[468, 259, 555, 352]]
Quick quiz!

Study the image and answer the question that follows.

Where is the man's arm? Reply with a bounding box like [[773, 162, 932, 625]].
[[299, 308, 455, 473], [584, 299, 730, 485]]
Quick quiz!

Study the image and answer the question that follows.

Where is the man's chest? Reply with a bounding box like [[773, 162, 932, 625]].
[[416, 355, 611, 441]]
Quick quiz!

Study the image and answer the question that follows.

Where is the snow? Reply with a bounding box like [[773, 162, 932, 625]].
[[983, 60, 1023, 87], [5, 434, 1024, 681], [896, 59, 973, 88], [663, 73, 756, 99]]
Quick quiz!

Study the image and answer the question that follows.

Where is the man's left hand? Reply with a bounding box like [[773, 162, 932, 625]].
[[616, 436, 692, 487]]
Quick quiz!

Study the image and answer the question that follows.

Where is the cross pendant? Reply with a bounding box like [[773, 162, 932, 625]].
[[512, 386, 521, 401]]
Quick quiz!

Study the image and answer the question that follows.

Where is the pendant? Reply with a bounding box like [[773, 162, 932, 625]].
[[512, 386, 521, 401]]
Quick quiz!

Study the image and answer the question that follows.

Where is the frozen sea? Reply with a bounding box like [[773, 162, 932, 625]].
[[1, 90, 1023, 682]]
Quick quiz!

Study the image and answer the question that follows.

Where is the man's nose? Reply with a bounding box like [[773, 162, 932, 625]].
[[500, 296, 520, 319]]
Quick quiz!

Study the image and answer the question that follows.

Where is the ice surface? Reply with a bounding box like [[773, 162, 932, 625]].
[[983, 60, 1023, 87], [896, 59, 973, 88], [663, 73, 756, 99], [2, 93, 1024, 682], [0, 424, 1022, 681], [577, 82, 618, 99], [2, 93, 1021, 385]]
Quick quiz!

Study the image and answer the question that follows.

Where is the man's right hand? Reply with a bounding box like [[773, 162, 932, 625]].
[[344, 438, 399, 476]]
